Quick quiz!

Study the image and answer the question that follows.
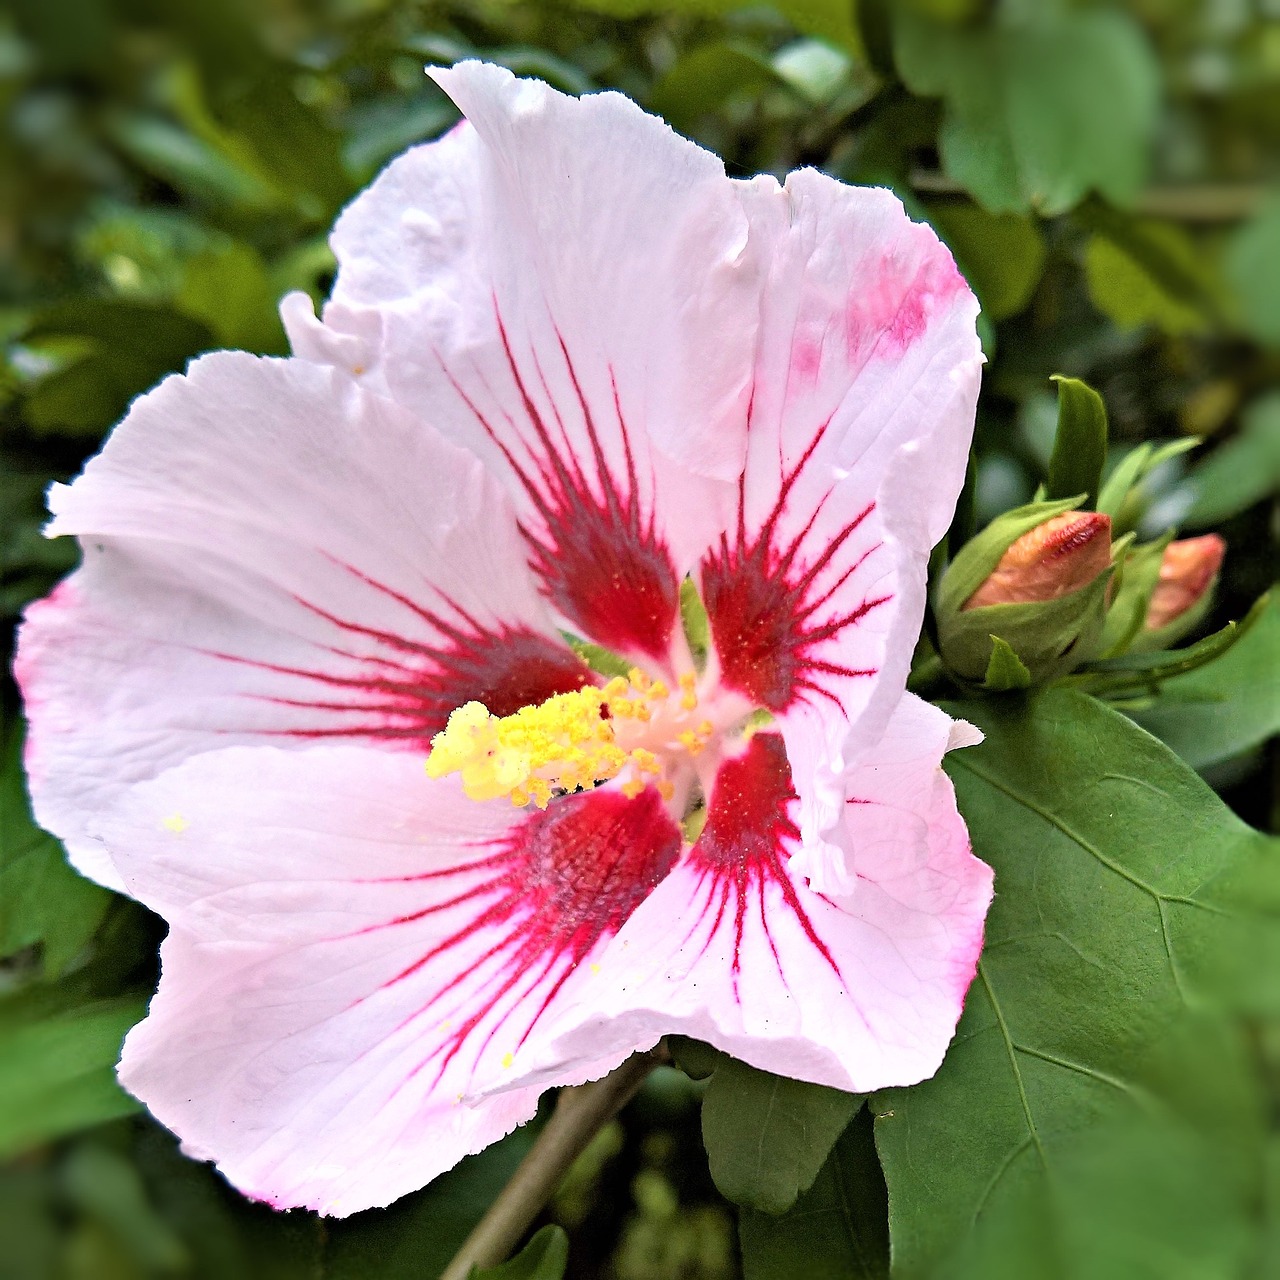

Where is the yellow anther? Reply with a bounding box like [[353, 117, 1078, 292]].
[[428, 665, 718, 812], [427, 689, 624, 808], [679, 675, 699, 711]]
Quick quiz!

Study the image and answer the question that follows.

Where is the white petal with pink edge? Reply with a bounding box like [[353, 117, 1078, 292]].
[[702, 173, 981, 832], [491, 695, 992, 1099], [102, 745, 682, 1215], [15, 351, 587, 890], [313, 61, 762, 667]]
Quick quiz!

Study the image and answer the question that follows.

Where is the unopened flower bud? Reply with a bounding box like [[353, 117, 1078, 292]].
[[963, 512, 1113, 611], [1144, 535, 1225, 634], [937, 500, 1118, 689]]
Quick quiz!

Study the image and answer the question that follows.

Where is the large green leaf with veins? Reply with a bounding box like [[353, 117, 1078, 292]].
[[873, 689, 1277, 1278]]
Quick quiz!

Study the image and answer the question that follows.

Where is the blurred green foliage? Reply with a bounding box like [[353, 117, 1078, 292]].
[[1, 1, 1278, 1278]]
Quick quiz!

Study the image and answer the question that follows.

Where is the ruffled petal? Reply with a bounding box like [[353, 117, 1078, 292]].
[[500, 697, 992, 1097], [103, 745, 682, 1215], [316, 61, 762, 665], [700, 173, 981, 796], [15, 352, 586, 889]]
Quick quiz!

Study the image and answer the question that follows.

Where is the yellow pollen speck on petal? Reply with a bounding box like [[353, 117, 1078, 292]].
[[501, 1052, 514, 1069], [161, 814, 189, 834], [590, 962, 601, 974]]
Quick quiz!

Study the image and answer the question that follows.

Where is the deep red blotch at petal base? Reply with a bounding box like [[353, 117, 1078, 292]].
[[690, 733, 840, 994], [441, 304, 681, 661], [214, 565, 591, 749], [376, 786, 682, 1088], [702, 463, 887, 713]]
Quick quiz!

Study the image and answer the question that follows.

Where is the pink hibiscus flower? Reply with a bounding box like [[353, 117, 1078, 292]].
[[16, 61, 993, 1215]]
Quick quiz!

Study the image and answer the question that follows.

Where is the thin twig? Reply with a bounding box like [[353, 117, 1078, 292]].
[[439, 1049, 665, 1280]]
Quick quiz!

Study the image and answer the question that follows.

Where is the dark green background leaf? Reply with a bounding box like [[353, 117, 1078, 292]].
[[873, 689, 1273, 1278], [700, 1053, 860, 1214], [1131, 591, 1280, 770], [472, 1224, 570, 1279], [738, 1106, 888, 1280]]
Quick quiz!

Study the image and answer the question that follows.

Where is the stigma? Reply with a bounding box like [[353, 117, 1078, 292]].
[[426, 668, 714, 808]]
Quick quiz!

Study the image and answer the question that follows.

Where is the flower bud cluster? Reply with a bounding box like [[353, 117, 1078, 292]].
[[936, 498, 1224, 691]]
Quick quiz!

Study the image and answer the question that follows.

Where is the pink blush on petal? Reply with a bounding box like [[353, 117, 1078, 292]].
[[846, 249, 968, 361]]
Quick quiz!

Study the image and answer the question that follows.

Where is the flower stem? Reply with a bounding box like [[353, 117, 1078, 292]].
[[438, 1049, 666, 1280]]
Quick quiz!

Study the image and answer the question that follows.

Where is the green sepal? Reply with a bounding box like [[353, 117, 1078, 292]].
[[936, 495, 1084, 620], [940, 565, 1115, 685], [1097, 532, 1173, 657], [982, 635, 1033, 691], [1046, 375, 1107, 508], [1096, 437, 1200, 533], [1072, 593, 1268, 697]]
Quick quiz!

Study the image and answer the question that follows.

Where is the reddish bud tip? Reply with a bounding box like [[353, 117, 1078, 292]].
[[1145, 535, 1226, 632], [962, 512, 1113, 611]]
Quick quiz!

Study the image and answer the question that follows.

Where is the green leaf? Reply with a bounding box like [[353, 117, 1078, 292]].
[[895, 9, 1158, 215], [648, 40, 782, 134], [1082, 221, 1217, 335], [982, 636, 1032, 691], [566, 0, 865, 56], [325, 1126, 536, 1279], [1131, 592, 1280, 770], [21, 301, 214, 437], [472, 1225, 569, 1280], [0, 985, 145, 1157], [1, 715, 110, 977], [176, 243, 287, 354], [61, 1143, 191, 1272], [738, 1106, 888, 1280], [130, 1122, 325, 1279], [772, 38, 853, 105], [104, 111, 284, 213], [874, 689, 1272, 1278], [0, 456, 79, 619], [701, 1054, 860, 1214], [1046, 376, 1107, 509], [1225, 194, 1280, 347], [925, 204, 1046, 321], [1180, 391, 1280, 529], [343, 94, 457, 181]]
